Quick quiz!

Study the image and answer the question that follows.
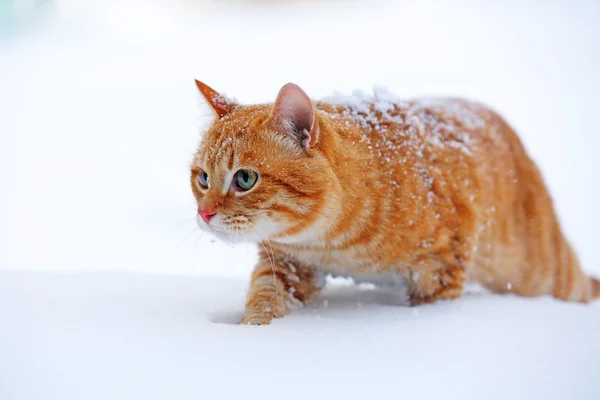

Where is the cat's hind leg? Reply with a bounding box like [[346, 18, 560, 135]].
[[241, 249, 322, 325]]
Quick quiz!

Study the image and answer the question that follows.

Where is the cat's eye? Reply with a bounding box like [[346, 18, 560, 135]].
[[198, 170, 209, 189], [235, 169, 258, 191]]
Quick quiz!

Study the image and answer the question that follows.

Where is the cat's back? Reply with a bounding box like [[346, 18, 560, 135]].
[[317, 90, 517, 175], [317, 90, 527, 254]]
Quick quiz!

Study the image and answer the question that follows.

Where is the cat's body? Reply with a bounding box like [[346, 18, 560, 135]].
[[191, 81, 600, 325]]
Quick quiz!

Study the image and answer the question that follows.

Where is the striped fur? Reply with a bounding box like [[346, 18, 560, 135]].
[[191, 81, 599, 325]]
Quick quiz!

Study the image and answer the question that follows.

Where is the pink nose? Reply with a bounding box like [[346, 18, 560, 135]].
[[198, 208, 216, 224]]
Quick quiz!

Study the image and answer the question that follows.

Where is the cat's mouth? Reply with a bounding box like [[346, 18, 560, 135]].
[[196, 212, 280, 243], [196, 214, 257, 242]]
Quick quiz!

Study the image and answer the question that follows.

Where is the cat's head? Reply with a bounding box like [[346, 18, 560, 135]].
[[190, 81, 340, 244]]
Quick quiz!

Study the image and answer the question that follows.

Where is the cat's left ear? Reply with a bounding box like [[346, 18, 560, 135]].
[[195, 80, 236, 119], [271, 83, 319, 148]]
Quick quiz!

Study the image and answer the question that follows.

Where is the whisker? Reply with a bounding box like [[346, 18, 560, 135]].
[[232, 224, 240, 243], [294, 202, 321, 218], [249, 222, 279, 295], [174, 218, 197, 225], [173, 226, 200, 253], [191, 230, 205, 271]]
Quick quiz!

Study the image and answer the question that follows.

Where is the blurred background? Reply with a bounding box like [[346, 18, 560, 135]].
[[1, 0, 599, 278]]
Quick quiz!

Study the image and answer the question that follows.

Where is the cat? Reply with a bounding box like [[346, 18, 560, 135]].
[[190, 79, 600, 325]]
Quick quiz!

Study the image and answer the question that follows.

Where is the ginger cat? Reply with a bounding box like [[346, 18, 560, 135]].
[[190, 80, 600, 325]]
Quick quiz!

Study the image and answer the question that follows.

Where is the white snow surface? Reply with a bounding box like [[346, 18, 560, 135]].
[[1, 0, 600, 399], [1, 272, 599, 400]]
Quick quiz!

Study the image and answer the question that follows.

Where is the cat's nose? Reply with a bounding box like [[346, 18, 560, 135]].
[[198, 208, 216, 224]]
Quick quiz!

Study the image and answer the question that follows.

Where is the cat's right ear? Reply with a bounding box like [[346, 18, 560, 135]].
[[195, 80, 236, 119]]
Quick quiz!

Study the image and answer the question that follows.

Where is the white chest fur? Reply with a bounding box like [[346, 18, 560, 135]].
[[281, 245, 407, 287]]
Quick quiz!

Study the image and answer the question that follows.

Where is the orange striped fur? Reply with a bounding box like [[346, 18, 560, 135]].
[[190, 80, 599, 325]]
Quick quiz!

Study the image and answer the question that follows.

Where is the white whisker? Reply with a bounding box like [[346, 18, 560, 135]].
[[173, 226, 200, 253], [250, 222, 279, 295], [191, 230, 205, 270]]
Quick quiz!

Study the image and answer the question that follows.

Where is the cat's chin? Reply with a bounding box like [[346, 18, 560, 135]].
[[210, 230, 257, 243], [200, 225, 261, 244]]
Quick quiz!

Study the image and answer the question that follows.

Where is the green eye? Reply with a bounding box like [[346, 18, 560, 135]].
[[235, 169, 258, 191], [198, 170, 209, 188]]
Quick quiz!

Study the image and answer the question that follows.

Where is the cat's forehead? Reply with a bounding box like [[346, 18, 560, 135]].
[[195, 105, 271, 168], [195, 132, 240, 172], [193, 104, 305, 172], [213, 104, 271, 134]]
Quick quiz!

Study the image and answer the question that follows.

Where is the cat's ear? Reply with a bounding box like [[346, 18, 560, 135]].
[[195, 80, 236, 119], [271, 83, 319, 148]]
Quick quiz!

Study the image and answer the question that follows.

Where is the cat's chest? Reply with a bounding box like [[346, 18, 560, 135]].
[[282, 245, 404, 281]]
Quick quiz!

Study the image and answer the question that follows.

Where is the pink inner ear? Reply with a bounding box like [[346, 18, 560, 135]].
[[272, 83, 318, 147]]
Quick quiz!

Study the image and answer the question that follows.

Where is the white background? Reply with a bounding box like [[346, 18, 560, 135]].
[[1, 0, 599, 279], [1, 2, 599, 400]]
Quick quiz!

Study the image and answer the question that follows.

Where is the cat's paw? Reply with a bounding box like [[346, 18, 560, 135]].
[[409, 286, 463, 306], [240, 313, 273, 325]]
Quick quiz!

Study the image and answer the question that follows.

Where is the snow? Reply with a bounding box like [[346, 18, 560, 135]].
[[1, 271, 599, 400], [1, 0, 600, 399], [322, 87, 490, 170]]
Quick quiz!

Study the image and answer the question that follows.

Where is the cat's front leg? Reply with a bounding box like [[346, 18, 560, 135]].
[[241, 250, 321, 325], [408, 253, 467, 305]]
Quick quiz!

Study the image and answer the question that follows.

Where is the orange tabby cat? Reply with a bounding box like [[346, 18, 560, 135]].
[[190, 80, 600, 325]]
